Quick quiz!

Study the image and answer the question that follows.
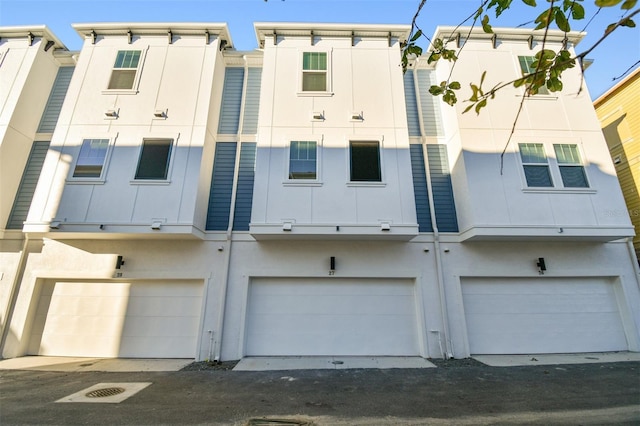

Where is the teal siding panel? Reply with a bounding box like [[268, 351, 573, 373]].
[[218, 68, 245, 134], [417, 70, 443, 137], [404, 71, 421, 137], [206, 143, 237, 231], [410, 144, 433, 232], [427, 145, 458, 232], [37, 67, 74, 133], [6, 141, 50, 229], [232, 142, 257, 231], [242, 68, 262, 135]]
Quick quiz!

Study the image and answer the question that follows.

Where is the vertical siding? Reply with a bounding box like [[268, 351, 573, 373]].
[[409, 144, 433, 232], [241, 68, 262, 135], [427, 144, 458, 232], [6, 141, 50, 229], [233, 142, 257, 231], [37, 67, 74, 133], [417, 70, 443, 137], [404, 70, 421, 137], [206, 143, 237, 231], [218, 68, 245, 134]]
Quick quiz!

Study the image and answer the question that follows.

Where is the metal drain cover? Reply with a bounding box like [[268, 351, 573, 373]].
[[85, 387, 126, 398]]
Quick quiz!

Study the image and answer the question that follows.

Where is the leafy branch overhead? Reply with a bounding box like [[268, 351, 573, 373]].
[[402, 0, 639, 115]]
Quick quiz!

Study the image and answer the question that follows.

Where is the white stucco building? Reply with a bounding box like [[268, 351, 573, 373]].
[[1, 22, 638, 362]]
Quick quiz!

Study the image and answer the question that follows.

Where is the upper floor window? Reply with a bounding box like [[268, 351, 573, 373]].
[[350, 141, 381, 182], [135, 138, 173, 180], [519, 143, 553, 187], [108, 50, 141, 90], [518, 143, 589, 189], [289, 141, 317, 179], [554, 144, 588, 188], [518, 56, 550, 95], [72, 138, 109, 178], [302, 52, 328, 92]]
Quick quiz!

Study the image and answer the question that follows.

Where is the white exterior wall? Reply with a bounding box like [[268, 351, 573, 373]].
[[432, 29, 634, 241], [25, 29, 227, 237], [251, 34, 418, 238]]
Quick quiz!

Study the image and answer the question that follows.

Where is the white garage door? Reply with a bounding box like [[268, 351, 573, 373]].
[[462, 278, 629, 354], [245, 278, 419, 356], [28, 280, 203, 358]]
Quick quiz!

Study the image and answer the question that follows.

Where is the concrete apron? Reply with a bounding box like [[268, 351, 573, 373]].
[[473, 352, 640, 367], [234, 356, 437, 371], [0, 356, 193, 372]]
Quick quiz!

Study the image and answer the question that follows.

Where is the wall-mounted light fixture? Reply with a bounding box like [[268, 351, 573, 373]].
[[115, 255, 125, 269], [104, 109, 118, 118], [380, 222, 391, 231], [329, 256, 336, 275], [536, 257, 546, 275], [351, 112, 363, 121], [49, 221, 61, 229], [99, 224, 105, 230], [282, 222, 292, 232], [151, 221, 162, 230], [312, 111, 324, 120], [153, 109, 167, 118]]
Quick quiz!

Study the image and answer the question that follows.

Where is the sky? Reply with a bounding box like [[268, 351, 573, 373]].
[[1, 0, 638, 99]]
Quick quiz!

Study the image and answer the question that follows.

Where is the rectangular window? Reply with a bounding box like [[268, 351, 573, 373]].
[[554, 144, 588, 187], [350, 141, 381, 182], [73, 138, 109, 178], [135, 139, 172, 180], [108, 50, 141, 90], [302, 52, 327, 92], [289, 141, 317, 179], [518, 56, 549, 95], [519, 143, 553, 187]]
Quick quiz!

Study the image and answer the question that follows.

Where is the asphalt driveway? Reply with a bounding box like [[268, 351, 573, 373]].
[[1, 358, 639, 425]]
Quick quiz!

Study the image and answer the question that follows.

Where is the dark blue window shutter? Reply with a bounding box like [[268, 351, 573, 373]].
[[37, 67, 74, 133], [409, 144, 433, 232], [417, 70, 443, 137], [7, 141, 50, 229], [404, 70, 421, 137], [218, 68, 245, 134], [427, 145, 458, 232], [232, 142, 257, 231], [206, 143, 237, 230]]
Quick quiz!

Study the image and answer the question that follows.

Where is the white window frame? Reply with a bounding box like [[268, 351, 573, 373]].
[[346, 137, 386, 187], [67, 134, 117, 183], [103, 47, 148, 95], [130, 135, 178, 184], [518, 143, 554, 188], [517, 141, 593, 192], [553, 143, 590, 188], [284, 136, 323, 186], [297, 49, 333, 96], [517, 55, 553, 97]]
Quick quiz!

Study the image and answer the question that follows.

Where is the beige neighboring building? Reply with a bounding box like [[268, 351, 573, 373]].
[[594, 66, 640, 260]]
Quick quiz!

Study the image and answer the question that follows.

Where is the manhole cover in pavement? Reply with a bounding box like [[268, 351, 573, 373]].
[[85, 387, 126, 398]]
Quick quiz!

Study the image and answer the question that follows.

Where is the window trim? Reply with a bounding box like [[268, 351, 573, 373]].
[[285, 138, 322, 184], [517, 55, 555, 98], [517, 141, 591, 191], [130, 136, 177, 184], [67, 134, 117, 183], [518, 143, 554, 188], [297, 49, 333, 97], [348, 139, 384, 185], [102, 46, 148, 95]]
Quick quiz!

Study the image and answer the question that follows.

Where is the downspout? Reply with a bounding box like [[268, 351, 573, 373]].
[[213, 55, 250, 363], [0, 234, 30, 357], [413, 65, 453, 359]]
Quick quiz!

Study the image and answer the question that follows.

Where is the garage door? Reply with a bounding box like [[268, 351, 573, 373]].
[[245, 278, 419, 356], [28, 280, 203, 358], [462, 278, 628, 354]]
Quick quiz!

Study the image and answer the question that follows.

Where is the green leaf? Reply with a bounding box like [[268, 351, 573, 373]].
[[605, 22, 618, 34], [547, 78, 563, 92], [571, 3, 585, 20], [555, 9, 570, 32], [410, 29, 423, 42], [429, 85, 444, 96], [480, 70, 487, 86], [595, 0, 623, 6], [621, 18, 636, 27], [449, 81, 461, 90], [474, 5, 484, 19], [463, 104, 475, 114], [522, 0, 536, 6], [534, 8, 553, 29], [513, 78, 526, 88], [622, 0, 637, 9], [475, 99, 487, 115], [482, 15, 493, 33]]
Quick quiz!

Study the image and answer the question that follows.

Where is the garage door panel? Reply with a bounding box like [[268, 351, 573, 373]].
[[462, 278, 628, 354], [246, 278, 419, 356], [29, 280, 203, 358]]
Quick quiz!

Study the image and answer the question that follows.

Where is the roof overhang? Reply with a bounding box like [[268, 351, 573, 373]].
[[432, 25, 585, 48], [0, 25, 67, 51]]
